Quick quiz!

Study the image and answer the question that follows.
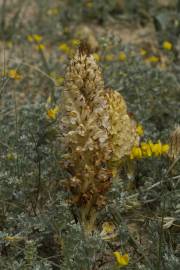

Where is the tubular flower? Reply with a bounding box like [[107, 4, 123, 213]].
[[47, 106, 59, 120], [136, 124, 144, 136], [163, 41, 173, 51], [8, 69, 22, 80], [114, 251, 129, 267], [60, 46, 137, 233]]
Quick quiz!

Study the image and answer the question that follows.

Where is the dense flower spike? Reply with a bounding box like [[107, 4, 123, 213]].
[[60, 47, 138, 233]]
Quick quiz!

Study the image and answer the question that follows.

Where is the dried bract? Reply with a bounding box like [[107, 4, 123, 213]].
[[168, 125, 180, 160]]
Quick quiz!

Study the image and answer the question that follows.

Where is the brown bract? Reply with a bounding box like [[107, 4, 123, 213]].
[[168, 125, 180, 160]]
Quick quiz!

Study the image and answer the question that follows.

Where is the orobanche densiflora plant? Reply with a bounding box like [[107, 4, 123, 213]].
[[60, 44, 138, 234]]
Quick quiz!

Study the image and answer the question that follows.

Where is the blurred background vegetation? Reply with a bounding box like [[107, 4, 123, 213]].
[[0, 0, 179, 269]]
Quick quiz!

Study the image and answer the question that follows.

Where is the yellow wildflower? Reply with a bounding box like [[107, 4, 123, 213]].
[[47, 106, 59, 120], [27, 35, 33, 42], [100, 222, 117, 240], [140, 48, 147, 56], [150, 140, 163, 156], [162, 144, 169, 154], [47, 96, 52, 104], [146, 56, 159, 63], [35, 44, 45, 51], [33, 34, 43, 43], [119, 52, 126, 61], [58, 43, 70, 54], [71, 39, 80, 47], [8, 69, 22, 80], [150, 140, 169, 156], [130, 146, 142, 159], [56, 77, 64, 86], [7, 152, 16, 160], [141, 142, 152, 157], [114, 251, 129, 267], [105, 54, 114, 61], [163, 41, 173, 51], [27, 34, 42, 43], [136, 124, 144, 136], [93, 53, 100, 62]]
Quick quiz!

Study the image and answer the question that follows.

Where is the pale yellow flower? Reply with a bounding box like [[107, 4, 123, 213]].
[[58, 43, 70, 54], [71, 39, 80, 46], [35, 44, 45, 51], [105, 54, 114, 61], [27, 35, 33, 42], [27, 34, 43, 43], [146, 56, 159, 63], [100, 222, 117, 240], [136, 124, 144, 136], [140, 48, 147, 56], [119, 52, 126, 61], [47, 106, 59, 120], [163, 41, 173, 51], [92, 53, 100, 62], [8, 69, 22, 80], [47, 96, 52, 104], [7, 152, 16, 160]]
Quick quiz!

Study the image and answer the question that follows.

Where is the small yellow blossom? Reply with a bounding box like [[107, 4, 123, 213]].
[[141, 142, 152, 157], [163, 41, 173, 51], [35, 44, 45, 51], [136, 124, 144, 136], [119, 52, 126, 61], [71, 39, 80, 47], [27, 34, 42, 43], [140, 48, 147, 56], [114, 251, 129, 267], [47, 106, 59, 120], [93, 53, 100, 62], [8, 69, 22, 80], [130, 146, 142, 159], [150, 140, 169, 156], [7, 152, 16, 160], [27, 35, 33, 42], [161, 144, 169, 154], [100, 222, 117, 240], [105, 54, 114, 61], [146, 56, 159, 63], [58, 43, 70, 54], [47, 96, 52, 104]]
